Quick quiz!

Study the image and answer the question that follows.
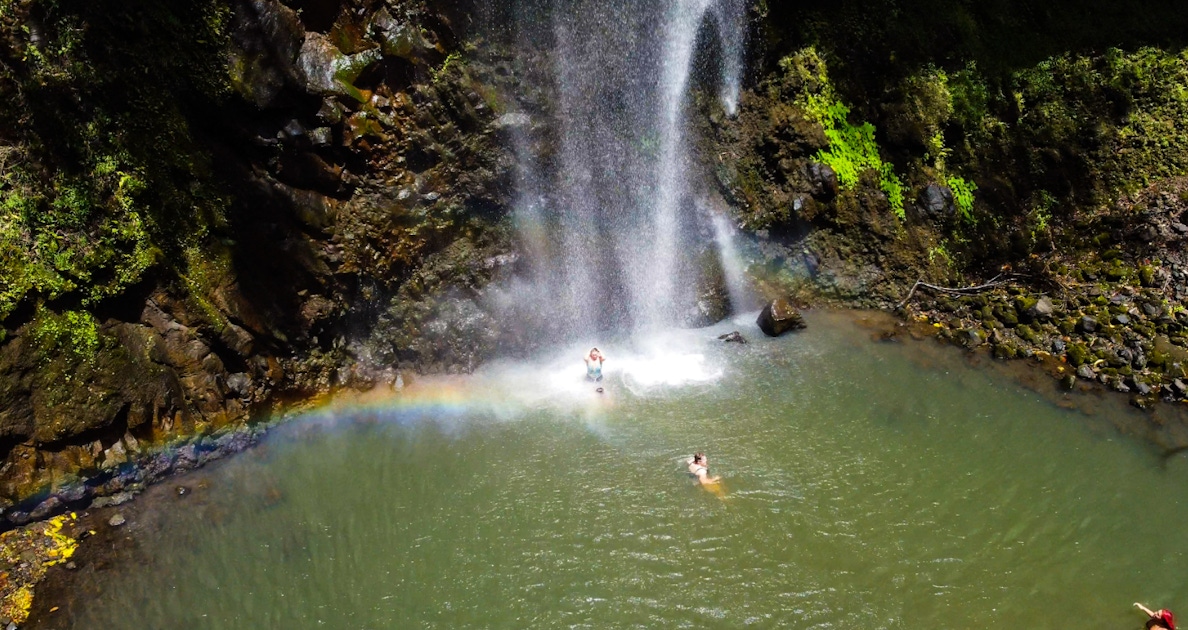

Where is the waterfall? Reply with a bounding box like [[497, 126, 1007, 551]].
[[501, 0, 746, 342]]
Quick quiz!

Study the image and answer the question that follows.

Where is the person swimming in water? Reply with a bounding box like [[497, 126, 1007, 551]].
[[1135, 603, 1177, 630], [585, 347, 605, 381], [687, 452, 721, 486]]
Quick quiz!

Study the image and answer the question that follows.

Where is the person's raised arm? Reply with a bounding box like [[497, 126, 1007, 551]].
[[1136, 603, 1158, 618]]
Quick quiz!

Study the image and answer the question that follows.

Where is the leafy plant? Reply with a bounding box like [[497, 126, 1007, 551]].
[[787, 51, 907, 219], [945, 176, 977, 223]]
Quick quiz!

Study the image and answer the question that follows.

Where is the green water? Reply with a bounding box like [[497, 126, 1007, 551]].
[[63, 312, 1187, 629]]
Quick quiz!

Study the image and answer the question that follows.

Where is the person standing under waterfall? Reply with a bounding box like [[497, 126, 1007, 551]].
[[585, 347, 606, 381], [1135, 603, 1176, 629], [687, 453, 721, 486]]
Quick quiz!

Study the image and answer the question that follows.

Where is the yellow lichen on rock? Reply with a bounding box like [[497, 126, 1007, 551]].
[[0, 513, 81, 624]]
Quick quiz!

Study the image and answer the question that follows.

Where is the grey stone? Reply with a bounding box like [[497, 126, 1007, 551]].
[[494, 113, 531, 129], [226, 372, 251, 396], [1079, 316, 1098, 333], [29, 496, 62, 521], [92, 491, 135, 508], [295, 32, 381, 99], [1077, 364, 1096, 380], [1114, 314, 1131, 326], [108, 513, 126, 527], [1051, 339, 1066, 354], [1031, 297, 1055, 320]]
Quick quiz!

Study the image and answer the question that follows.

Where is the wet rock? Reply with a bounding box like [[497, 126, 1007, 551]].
[[108, 513, 126, 527], [91, 491, 135, 508], [1052, 339, 1066, 354], [757, 298, 806, 337], [1079, 316, 1098, 333], [55, 484, 89, 503], [29, 496, 62, 521], [717, 331, 747, 344], [226, 373, 252, 397], [370, 6, 433, 60], [295, 32, 381, 101], [806, 162, 838, 199], [916, 183, 955, 219], [1114, 314, 1131, 326], [1077, 364, 1096, 380], [176, 486, 190, 497]]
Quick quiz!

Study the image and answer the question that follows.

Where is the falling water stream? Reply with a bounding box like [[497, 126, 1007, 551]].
[[502, 0, 746, 337]]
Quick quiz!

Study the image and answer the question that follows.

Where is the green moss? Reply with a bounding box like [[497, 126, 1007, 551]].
[[1066, 343, 1090, 366], [29, 307, 100, 363], [784, 48, 906, 219], [0, 0, 231, 326]]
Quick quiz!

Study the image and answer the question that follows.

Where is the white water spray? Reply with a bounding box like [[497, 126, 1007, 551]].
[[503, 0, 746, 341]]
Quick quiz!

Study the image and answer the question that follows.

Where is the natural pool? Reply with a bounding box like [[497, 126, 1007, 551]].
[[42, 311, 1188, 629]]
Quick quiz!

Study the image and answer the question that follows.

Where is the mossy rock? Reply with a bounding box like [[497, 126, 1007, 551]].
[[1104, 262, 1127, 281], [1016, 324, 1043, 345], [1066, 343, 1091, 367], [1058, 318, 1077, 334], [993, 343, 1018, 359], [994, 305, 1019, 327], [1139, 266, 1157, 287]]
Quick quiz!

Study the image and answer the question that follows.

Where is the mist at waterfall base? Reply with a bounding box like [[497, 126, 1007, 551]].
[[481, 0, 750, 344]]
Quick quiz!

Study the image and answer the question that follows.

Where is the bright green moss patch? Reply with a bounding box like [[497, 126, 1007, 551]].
[[29, 307, 101, 363], [783, 48, 906, 219]]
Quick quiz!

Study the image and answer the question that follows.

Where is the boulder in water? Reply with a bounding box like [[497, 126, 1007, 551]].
[[757, 298, 806, 337], [717, 331, 747, 344]]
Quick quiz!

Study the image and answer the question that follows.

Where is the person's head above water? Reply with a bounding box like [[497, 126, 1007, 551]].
[[692, 452, 706, 464]]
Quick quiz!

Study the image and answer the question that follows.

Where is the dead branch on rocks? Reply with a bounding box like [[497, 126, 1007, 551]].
[[896, 274, 1016, 309]]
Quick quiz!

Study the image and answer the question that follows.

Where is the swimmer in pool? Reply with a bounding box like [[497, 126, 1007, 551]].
[[585, 347, 605, 381], [687, 452, 721, 486], [1135, 603, 1177, 630]]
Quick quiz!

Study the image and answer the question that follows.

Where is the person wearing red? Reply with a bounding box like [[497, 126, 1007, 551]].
[[1135, 602, 1176, 630]]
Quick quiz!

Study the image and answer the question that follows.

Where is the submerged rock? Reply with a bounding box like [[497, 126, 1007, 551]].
[[757, 299, 806, 337], [718, 331, 747, 344]]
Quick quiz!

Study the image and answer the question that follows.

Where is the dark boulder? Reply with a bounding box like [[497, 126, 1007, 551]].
[[717, 331, 747, 344], [757, 299, 806, 337], [806, 163, 838, 199], [915, 183, 955, 220]]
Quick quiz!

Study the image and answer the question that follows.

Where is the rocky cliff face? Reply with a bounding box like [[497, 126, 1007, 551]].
[[704, 2, 1188, 433], [0, 0, 518, 522]]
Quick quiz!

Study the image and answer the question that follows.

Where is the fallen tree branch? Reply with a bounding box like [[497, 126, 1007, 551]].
[[897, 274, 1016, 309]]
